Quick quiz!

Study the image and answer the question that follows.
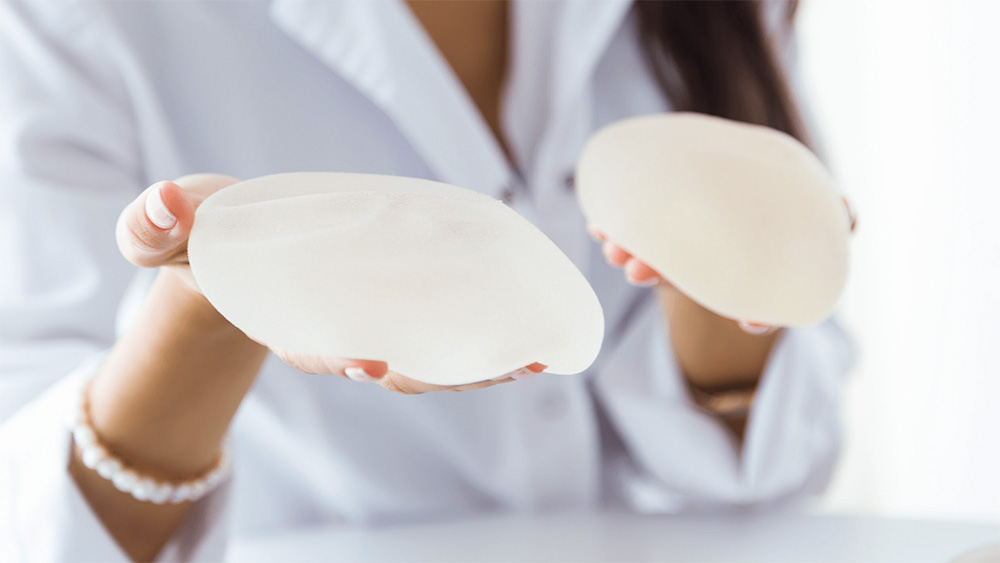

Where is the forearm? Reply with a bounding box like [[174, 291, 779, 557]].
[[70, 270, 267, 561], [657, 288, 779, 440], [657, 287, 779, 391]]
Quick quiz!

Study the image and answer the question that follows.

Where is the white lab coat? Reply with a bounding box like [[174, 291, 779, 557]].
[[0, 1, 853, 561]]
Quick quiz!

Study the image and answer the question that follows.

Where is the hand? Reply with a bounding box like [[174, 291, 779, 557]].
[[588, 197, 857, 336], [116, 173, 237, 293], [587, 224, 776, 335], [116, 175, 545, 393], [271, 352, 547, 395]]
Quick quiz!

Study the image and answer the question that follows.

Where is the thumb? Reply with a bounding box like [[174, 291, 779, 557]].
[[116, 181, 196, 268]]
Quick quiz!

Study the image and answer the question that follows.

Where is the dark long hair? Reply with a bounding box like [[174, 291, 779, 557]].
[[635, 0, 810, 146]]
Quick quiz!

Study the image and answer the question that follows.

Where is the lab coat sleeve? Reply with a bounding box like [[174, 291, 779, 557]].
[[0, 3, 231, 560], [592, 299, 853, 511], [0, 358, 233, 562]]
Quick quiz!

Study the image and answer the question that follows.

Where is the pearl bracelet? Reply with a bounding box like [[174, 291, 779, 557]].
[[67, 381, 231, 504]]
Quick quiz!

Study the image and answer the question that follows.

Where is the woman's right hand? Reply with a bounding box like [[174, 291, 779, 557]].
[[116, 173, 237, 293], [116, 174, 545, 394]]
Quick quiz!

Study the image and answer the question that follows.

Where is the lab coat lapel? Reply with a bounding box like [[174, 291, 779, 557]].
[[505, 0, 632, 184], [270, 0, 511, 196], [546, 0, 632, 148], [522, 0, 633, 269]]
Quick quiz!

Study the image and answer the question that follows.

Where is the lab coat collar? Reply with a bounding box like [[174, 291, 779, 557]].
[[501, 0, 632, 183], [545, 0, 633, 144], [269, 0, 633, 199], [522, 0, 632, 270], [270, 0, 510, 196]]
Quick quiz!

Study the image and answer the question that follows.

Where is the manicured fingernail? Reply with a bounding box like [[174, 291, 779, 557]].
[[624, 259, 658, 287], [627, 274, 659, 287], [511, 368, 539, 381], [602, 243, 626, 266], [739, 321, 772, 335], [345, 367, 376, 382], [145, 183, 176, 229]]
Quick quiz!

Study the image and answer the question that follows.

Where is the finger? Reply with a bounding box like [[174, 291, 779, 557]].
[[462, 380, 514, 391], [510, 368, 539, 381], [273, 350, 390, 383], [587, 224, 607, 241], [738, 320, 778, 336], [623, 258, 662, 287], [380, 373, 496, 394], [602, 240, 631, 267], [490, 362, 548, 381], [342, 359, 389, 382], [379, 372, 432, 395], [273, 349, 350, 375], [116, 181, 196, 268]]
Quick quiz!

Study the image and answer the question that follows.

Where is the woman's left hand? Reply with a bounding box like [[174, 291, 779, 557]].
[[588, 225, 779, 336], [590, 196, 857, 336]]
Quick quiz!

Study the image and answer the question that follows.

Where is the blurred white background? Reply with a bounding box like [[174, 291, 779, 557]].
[[798, 0, 1000, 523]]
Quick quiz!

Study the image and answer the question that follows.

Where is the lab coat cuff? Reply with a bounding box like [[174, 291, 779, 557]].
[[741, 319, 854, 498], [592, 301, 853, 508], [0, 354, 233, 562]]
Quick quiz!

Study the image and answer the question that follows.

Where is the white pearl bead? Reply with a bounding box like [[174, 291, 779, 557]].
[[148, 483, 172, 504], [95, 458, 122, 480], [171, 484, 193, 504], [131, 478, 154, 501], [112, 470, 138, 493], [204, 470, 222, 488], [188, 479, 208, 500], [72, 425, 96, 448], [81, 445, 104, 469]]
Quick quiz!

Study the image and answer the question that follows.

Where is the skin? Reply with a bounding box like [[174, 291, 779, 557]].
[[68, 2, 855, 560]]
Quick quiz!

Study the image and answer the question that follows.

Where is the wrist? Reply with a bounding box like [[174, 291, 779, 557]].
[[658, 288, 778, 389], [88, 269, 267, 477]]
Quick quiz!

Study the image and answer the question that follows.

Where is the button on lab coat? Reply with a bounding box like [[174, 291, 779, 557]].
[[0, 1, 853, 561]]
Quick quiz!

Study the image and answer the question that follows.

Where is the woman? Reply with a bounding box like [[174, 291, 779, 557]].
[[0, 1, 854, 561]]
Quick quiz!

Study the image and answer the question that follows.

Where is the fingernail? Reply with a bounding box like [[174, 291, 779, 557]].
[[345, 367, 376, 382], [739, 321, 773, 335], [511, 369, 539, 381], [601, 242, 619, 264], [145, 183, 176, 229], [624, 260, 659, 287], [627, 276, 659, 287]]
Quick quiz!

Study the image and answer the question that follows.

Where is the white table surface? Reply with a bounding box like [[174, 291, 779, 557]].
[[227, 510, 1000, 562]]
